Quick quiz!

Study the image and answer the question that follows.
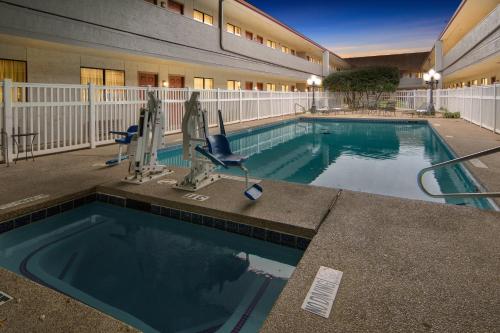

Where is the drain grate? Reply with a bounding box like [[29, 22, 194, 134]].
[[0, 291, 12, 306]]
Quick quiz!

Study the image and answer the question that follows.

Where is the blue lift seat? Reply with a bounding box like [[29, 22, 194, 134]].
[[106, 125, 138, 166], [206, 135, 248, 167]]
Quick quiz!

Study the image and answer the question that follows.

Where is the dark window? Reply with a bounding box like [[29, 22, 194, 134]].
[[245, 81, 253, 90], [167, 0, 183, 14], [245, 31, 253, 40], [256, 36, 263, 44], [491, 76, 497, 84], [256, 82, 263, 91]]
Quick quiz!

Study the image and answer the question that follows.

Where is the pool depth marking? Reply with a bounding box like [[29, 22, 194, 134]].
[[302, 266, 343, 318], [0, 194, 49, 210], [182, 193, 210, 202]]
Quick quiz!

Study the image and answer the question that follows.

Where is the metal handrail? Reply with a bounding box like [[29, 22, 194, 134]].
[[417, 146, 500, 198]]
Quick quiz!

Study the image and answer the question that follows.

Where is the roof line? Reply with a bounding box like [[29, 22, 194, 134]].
[[438, 0, 467, 40], [233, 0, 327, 51]]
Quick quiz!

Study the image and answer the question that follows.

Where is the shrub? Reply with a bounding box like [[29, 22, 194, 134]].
[[443, 111, 460, 118], [323, 66, 400, 109]]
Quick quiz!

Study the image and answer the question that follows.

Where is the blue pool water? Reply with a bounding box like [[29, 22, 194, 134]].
[[159, 119, 493, 210], [0, 202, 302, 333]]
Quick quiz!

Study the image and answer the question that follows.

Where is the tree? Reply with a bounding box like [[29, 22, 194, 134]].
[[323, 66, 400, 109]]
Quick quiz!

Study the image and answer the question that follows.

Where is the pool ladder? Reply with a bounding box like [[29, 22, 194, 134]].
[[294, 103, 307, 116], [417, 146, 500, 199]]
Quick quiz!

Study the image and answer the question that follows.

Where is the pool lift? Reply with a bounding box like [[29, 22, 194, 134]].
[[176, 92, 263, 200], [123, 91, 172, 184]]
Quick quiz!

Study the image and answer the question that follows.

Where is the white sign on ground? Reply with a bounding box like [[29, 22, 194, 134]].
[[301, 266, 343, 318], [182, 193, 210, 202], [0, 194, 49, 210]]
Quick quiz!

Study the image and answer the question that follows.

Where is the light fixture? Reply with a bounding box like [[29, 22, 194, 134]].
[[434, 73, 441, 81], [428, 68, 436, 77], [307, 75, 322, 86], [423, 73, 431, 82], [162, 80, 168, 88]]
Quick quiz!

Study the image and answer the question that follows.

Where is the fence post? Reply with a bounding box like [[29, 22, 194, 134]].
[[479, 87, 483, 128], [462, 88, 466, 121], [257, 90, 260, 120], [239, 89, 243, 123], [3, 79, 13, 163], [88, 83, 96, 148], [494, 83, 498, 134], [216, 88, 221, 112]]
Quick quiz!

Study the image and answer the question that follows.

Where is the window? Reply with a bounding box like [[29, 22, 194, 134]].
[[256, 36, 264, 44], [166, 0, 183, 14], [245, 31, 253, 40], [144, 0, 157, 5], [226, 23, 241, 36], [256, 82, 264, 91], [266, 40, 276, 49], [291, 49, 296, 56], [227, 80, 241, 90], [80, 68, 125, 86], [281, 85, 289, 92], [266, 83, 276, 91], [245, 81, 253, 90], [306, 56, 322, 64], [194, 77, 213, 90], [472, 79, 478, 86], [492, 76, 497, 84], [481, 78, 488, 85], [193, 10, 213, 25], [291, 85, 296, 92], [0, 59, 27, 102], [281, 46, 290, 54]]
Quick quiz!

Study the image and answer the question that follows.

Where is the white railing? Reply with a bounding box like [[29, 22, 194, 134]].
[[391, 85, 499, 133], [0, 80, 335, 162]]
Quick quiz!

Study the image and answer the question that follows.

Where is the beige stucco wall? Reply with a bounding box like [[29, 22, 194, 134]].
[[0, 39, 303, 90]]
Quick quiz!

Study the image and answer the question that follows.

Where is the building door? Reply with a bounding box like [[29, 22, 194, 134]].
[[169, 75, 185, 88], [138, 72, 158, 87]]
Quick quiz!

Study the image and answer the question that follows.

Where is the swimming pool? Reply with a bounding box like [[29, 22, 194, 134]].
[[0, 202, 303, 333], [159, 119, 493, 210]]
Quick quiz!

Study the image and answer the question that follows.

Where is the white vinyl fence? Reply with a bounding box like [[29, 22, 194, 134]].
[[392, 85, 499, 134], [0, 80, 337, 162]]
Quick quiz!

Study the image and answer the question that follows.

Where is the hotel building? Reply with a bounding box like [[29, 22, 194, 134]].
[[0, 0, 349, 91], [422, 0, 499, 88]]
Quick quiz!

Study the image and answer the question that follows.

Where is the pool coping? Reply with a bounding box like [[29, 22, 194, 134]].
[[0, 189, 311, 251]]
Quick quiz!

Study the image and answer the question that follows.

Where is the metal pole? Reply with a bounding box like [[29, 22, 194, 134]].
[[311, 83, 317, 113]]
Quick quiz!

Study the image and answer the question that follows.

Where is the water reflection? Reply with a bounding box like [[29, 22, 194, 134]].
[[159, 121, 492, 210]]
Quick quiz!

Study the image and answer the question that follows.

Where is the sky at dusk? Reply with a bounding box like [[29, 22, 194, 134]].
[[246, 0, 462, 58]]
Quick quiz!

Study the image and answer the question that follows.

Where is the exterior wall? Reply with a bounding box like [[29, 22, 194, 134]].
[[0, 0, 325, 84], [0, 38, 302, 90]]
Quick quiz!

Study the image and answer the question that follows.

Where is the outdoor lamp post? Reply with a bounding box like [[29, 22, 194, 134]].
[[307, 75, 322, 113], [423, 69, 441, 114]]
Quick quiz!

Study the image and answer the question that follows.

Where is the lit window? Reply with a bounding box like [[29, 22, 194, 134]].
[[227, 80, 241, 90], [194, 77, 213, 90], [481, 78, 488, 85], [0, 59, 27, 102], [80, 68, 124, 86], [266, 83, 276, 91], [281, 46, 289, 54], [472, 80, 478, 86], [266, 40, 276, 49], [193, 10, 213, 25], [281, 85, 289, 92], [226, 23, 241, 36]]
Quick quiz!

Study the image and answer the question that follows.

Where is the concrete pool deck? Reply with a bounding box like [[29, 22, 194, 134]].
[[0, 114, 499, 332]]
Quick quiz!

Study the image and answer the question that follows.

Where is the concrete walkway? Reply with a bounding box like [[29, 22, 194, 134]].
[[0, 114, 499, 332]]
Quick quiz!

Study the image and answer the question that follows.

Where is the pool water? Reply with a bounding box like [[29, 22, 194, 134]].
[[159, 119, 493, 210], [0, 202, 302, 333]]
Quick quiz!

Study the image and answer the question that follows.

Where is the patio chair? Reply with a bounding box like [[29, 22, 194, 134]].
[[383, 100, 396, 116]]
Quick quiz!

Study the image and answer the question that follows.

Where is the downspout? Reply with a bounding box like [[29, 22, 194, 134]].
[[218, 0, 319, 76]]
